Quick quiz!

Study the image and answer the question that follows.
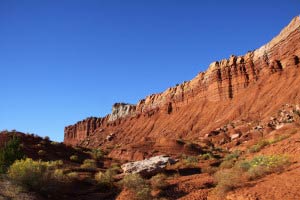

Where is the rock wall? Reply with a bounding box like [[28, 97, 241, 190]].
[[64, 16, 300, 149], [108, 103, 136, 122]]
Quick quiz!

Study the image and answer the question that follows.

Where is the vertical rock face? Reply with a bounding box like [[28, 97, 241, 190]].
[[64, 16, 300, 150], [64, 117, 106, 146], [108, 103, 136, 122]]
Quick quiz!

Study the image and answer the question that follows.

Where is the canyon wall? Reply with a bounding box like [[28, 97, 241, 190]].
[[64, 16, 300, 156]]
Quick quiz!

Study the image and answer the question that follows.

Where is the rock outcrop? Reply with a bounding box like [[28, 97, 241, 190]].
[[121, 155, 176, 176], [108, 103, 136, 122], [64, 16, 300, 160]]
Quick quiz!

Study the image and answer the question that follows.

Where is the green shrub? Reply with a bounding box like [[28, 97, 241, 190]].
[[223, 150, 241, 161], [135, 186, 152, 200], [52, 169, 66, 181], [90, 149, 104, 160], [201, 153, 214, 160], [172, 155, 200, 169], [214, 155, 290, 198], [8, 158, 49, 190], [150, 173, 168, 189], [219, 150, 241, 169], [38, 150, 46, 156], [248, 135, 291, 153], [66, 172, 78, 179], [8, 158, 70, 194], [95, 169, 115, 188], [0, 135, 24, 173], [69, 155, 79, 162], [110, 163, 121, 173], [50, 141, 60, 146], [120, 174, 151, 200], [185, 156, 199, 163], [244, 155, 290, 180], [80, 159, 97, 169], [44, 160, 64, 170]]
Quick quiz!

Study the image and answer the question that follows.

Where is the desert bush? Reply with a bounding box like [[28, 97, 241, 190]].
[[120, 174, 151, 200], [219, 159, 235, 169], [224, 150, 241, 161], [219, 150, 241, 169], [66, 172, 78, 179], [248, 140, 269, 153], [90, 148, 104, 160], [95, 169, 115, 188], [268, 135, 290, 144], [70, 155, 79, 162], [0, 135, 24, 173], [173, 155, 199, 169], [201, 152, 214, 160], [108, 163, 122, 174], [49, 160, 63, 169], [213, 168, 245, 198], [214, 155, 290, 198], [8, 158, 49, 190], [150, 173, 168, 190], [52, 169, 66, 181], [50, 141, 60, 146], [244, 155, 290, 180], [185, 156, 199, 163], [8, 158, 72, 195], [38, 150, 46, 156], [248, 135, 291, 153], [80, 159, 97, 169]]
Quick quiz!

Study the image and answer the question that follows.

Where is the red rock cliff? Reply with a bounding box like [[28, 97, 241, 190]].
[[64, 16, 300, 157]]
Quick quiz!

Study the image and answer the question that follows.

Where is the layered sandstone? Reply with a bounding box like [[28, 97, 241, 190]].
[[64, 16, 300, 159]]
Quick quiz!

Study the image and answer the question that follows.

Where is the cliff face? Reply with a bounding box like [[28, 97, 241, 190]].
[[108, 103, 136, 122], [64, 16, 300, 158]]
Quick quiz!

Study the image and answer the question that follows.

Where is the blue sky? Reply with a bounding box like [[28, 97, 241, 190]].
[[0, 0, 299, 142]]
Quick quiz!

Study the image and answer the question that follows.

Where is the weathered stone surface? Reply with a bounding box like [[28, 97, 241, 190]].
[[230, 133, 240, 141], [108, 103, 136, 122], [121, 155, 176, 176]]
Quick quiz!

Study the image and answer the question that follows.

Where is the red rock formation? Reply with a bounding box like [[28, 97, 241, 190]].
[[64, 16, 300, 160]]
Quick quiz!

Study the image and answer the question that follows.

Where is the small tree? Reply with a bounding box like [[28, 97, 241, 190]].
[[0, 135, 24, 173]]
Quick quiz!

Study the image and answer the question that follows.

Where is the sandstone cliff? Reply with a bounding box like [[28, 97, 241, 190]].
[[64, 16, 300, 160]]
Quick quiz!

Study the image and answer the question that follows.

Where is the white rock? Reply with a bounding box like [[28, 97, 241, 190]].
[[230, 133, 240, 140], [121, 155, 175, 176]]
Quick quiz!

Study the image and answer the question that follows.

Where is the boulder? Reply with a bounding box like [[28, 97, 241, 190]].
[[121, 155, 176, 177], [230, 133, 240, 140]]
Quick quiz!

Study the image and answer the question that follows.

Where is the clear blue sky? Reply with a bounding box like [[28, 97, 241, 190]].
[[0, 0, 299, 142]]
